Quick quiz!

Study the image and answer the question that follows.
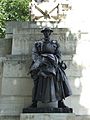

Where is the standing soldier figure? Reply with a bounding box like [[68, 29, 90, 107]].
[[29, 27, 72, 109]]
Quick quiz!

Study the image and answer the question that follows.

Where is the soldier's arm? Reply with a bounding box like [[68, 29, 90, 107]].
[[55, 41, 62, 60], [56, 41, 67, 70], [32, 41, 42, 62]]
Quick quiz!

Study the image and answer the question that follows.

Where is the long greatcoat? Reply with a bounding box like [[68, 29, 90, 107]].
[[30, 39, 72, 103]]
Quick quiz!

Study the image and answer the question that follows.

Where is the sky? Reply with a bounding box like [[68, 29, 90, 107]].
[[71, 0, 90, 114], [66, 0, 90, 33]]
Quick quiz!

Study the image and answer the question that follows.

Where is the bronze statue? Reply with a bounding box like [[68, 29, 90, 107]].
[[29, 27, 72, 109]]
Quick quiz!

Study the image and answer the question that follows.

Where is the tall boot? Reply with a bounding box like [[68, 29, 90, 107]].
[[58, 100, 67, 108], [30, 101, 37, 108]]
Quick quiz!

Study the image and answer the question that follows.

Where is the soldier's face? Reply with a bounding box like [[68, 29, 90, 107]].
[[43, 31, 51, 38]]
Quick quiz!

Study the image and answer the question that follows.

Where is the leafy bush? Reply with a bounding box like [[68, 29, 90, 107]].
[[0, 0, 30, 38]]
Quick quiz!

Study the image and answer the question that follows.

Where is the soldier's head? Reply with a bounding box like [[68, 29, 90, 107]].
[[41, 27, 53, 39]]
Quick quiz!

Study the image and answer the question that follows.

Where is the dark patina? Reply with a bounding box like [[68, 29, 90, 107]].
[[23, 27, 73, 113]]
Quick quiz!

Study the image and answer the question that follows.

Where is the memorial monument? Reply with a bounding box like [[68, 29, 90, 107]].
[[0, 0, 89, 119], [22, 0, 73, 114], [23, 27, 73, 113], [29, 0, 71, 21]]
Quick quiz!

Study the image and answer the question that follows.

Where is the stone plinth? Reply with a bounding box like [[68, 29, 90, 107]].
[[20, 113, 75, 120], [1, 55, 82, 96], [0, 54, 83, 115]]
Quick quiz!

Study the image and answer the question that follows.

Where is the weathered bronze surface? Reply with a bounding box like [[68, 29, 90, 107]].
[[23, 27, 72, 113]]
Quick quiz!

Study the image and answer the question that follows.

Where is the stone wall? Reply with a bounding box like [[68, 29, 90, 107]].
[[0, 116, 19, 120], [0, 38, 12, 55], [12, 28, 76, 55]]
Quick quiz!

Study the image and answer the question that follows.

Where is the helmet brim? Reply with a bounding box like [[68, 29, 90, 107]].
[[41, 29, 53, 33]]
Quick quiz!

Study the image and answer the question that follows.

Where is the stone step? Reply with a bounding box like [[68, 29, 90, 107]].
[[20, 113, 76, 120], [1, 115, 90, 120]]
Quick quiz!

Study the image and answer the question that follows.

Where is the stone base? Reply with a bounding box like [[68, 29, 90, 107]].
[[37, 101, 58, 108], [20, 113, 75, 120], [23, 107, 73, 113]]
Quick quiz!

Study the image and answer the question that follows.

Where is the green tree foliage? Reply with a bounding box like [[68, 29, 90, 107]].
[[0, 0, 30, 38]]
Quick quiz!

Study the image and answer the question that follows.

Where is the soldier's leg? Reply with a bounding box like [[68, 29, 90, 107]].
[[58, 100, 68, 108], [30, 80, 38, 108]]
